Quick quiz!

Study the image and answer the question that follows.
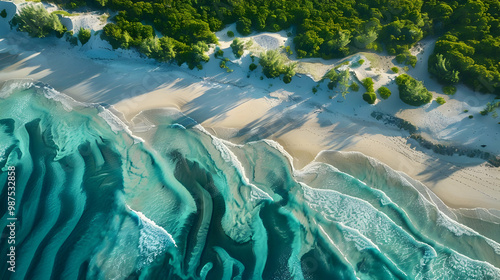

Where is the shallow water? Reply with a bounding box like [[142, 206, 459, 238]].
[[0, 81, 499, 279]]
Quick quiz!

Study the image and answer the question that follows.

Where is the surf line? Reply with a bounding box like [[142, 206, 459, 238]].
[[5, 166, 16, 273]]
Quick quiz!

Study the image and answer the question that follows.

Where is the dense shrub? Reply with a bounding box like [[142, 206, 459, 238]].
[[227, 30, 234, 38], [436, 97, 446, 105], [230, 38, 244, 58], [14, 5, 66, 38], [378, 86, 392, 99], [363, 92, 377, 104], [443, 85, 456, 95], [259, 50, 296, 83], [391, 67, 399, 73], [396, 74, 433, 106], [361, 77, 374, 92], [350, 82, 360, 92], [249, 63, 257, 71], [1, 9, 7, 18], [214, 48, 224, 58], [77, 27, 91, 45]]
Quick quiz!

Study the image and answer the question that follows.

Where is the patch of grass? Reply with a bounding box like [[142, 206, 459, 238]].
[[334, 61, 350, 69], [99, 13, 109, 23], [443, 85, 457, 95], [436, 97, 446, 105], [52, 10, 76, 17]]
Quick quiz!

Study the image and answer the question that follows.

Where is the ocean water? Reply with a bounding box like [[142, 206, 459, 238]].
[[0, 81, 499, 280]]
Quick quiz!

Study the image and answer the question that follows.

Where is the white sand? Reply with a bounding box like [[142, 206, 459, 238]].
[[1, 1, 499, 210]]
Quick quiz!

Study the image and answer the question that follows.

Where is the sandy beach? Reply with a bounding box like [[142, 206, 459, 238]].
[[1, 2, 499, 211]]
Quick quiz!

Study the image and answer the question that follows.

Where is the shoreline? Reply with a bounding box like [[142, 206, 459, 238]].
[[0, 14, 499, 210]]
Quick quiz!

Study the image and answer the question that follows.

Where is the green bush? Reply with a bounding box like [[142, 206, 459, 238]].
[[443, 85, 456, 95], [395, 54, 406, 64], [361, 77, 374, 92], [230, 38, 244, 58], [227, 30, 234, 38], [312, 87, 318, 94], [407, 55, 417, 68], [436, 97, 446, 105], [1, 9, 7, 18], [214, 48, 224, 58], [391, 67, 399, 73], [469, 115, 474, 119], [479, 101, 500, 116], [378, 86, 391, 99], [14, 5, 66, 38], [249, 63, 257, 71], [358, 59, 364, 65], [259, 50, 296, 83], [363, 92, 377, 104], [396, 74, 432, 106], [78, 27, 91, 45], [350, 82, 359, 92]]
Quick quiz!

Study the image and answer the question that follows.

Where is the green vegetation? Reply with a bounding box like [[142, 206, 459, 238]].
[[77, 27, 91, 45], [51, 10, 75, 17], [220, 58, 233, 72], [360, 77, 377, 104], [227, 30, 234, 38], [480, 101, 500, 116], [30, 0, 498, 96], [19, 0, 496, 98], [391, 67, 399, 73], [363, 92, 377, 104], [324, 68, 350, 97], [358, 59, 364, 65], [13, 5, 66, 38], [469, 115, 474, 119], [230, 38, 244, 58], [464, 109, 469, 113], [378, 86, 391, 99], [312, 87, 318, 94], [443, 85, 457, 95], [396, 74, 432, 106], [426, 1, 500, 94], [259, 50, 296, 84], [1, 9, 7, 18], [361, 77, 374, 92], [436, 97, 446, 105], [249, 63, 257, 71], [350, 82, 359, 92], [285, 46, 293, 56], [214, 48, 224, 58]]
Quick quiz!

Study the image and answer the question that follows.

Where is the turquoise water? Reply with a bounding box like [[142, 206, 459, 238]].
[[0, 81, 499, 279]]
